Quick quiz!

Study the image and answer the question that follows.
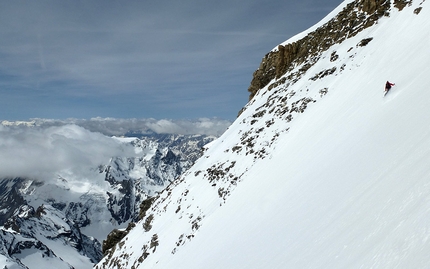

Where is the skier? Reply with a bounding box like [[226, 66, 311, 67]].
[[384, 81, 395, 94]]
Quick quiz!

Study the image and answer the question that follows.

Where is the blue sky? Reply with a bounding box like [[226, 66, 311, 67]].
[[0, 0, 341, 121]]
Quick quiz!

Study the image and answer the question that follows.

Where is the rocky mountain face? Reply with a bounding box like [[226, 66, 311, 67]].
[[0, 134, 215, 269], [247, 0, 413, 100], [95, 0, 430, 268]]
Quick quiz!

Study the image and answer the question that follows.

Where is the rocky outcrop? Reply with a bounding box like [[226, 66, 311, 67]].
[[393, 0, 413, 10], [102, 222, 136, 256], [0, 178, 26, 225], [247, 0, 392, 100]]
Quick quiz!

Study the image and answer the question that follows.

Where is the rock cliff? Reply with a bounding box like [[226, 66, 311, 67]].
[[247, 0, 404, 100]]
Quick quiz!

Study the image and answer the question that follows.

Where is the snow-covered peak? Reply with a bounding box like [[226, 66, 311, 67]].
[[97, 1, 430, 268]]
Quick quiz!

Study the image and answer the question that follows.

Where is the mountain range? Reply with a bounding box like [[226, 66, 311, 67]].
[[0, 133, 215, 268]]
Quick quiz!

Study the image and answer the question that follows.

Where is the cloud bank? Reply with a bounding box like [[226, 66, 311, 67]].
[[0, 124, 135, 180], [2, 118, 232, 137], [0, 117, 230, 180]]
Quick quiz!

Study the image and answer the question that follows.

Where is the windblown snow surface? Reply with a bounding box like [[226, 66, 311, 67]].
[[97, 1, 430, 268]]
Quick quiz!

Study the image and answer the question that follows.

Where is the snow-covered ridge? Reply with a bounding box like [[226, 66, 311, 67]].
[[96, 0, 430, 268]]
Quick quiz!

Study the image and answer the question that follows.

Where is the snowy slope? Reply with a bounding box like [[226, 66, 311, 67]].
[[97, 1, 430, 268]]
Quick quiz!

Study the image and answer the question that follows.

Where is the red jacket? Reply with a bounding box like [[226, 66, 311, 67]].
[[385, 81, 395, 89]]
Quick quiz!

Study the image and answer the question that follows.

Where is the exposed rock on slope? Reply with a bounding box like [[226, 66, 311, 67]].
[[247, 0, 393, 100]]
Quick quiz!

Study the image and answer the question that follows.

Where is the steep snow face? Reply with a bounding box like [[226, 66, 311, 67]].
[[97, 1, 430, 268], [0, 134, 214, 268]]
